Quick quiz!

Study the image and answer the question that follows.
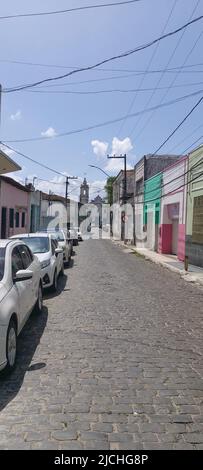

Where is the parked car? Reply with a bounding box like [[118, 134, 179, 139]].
[[40, 229, 72, 265], [11, 233, 63, 291], [0, 239, 42, 374], [69, 227, 78, 246], [75, 227, 83, 241]]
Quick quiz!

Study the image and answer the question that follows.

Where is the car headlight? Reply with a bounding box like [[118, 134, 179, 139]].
[[40, 259, 51, 269]]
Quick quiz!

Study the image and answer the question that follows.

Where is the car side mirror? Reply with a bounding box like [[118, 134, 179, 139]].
[[55, 248, 63, 256], [13, 269, 33, 282]]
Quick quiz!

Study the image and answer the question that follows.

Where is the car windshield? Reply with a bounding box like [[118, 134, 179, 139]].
[[19, 237, 49, 254], [52, 231, 65, 242], [41, 230, 65, 241], [0, 248, 5, 281]]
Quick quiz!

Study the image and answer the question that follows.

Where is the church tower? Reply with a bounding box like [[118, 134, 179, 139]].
[[80, 177, 89, 204]]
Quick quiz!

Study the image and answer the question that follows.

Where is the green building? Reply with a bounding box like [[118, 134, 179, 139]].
[[144, 172, 162, 251]]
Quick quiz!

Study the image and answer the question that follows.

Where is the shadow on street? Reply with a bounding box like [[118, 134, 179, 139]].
[[0, 306, 48, 412]]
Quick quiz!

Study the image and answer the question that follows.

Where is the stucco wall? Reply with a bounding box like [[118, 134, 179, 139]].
[[186, 146, 203, 267], [0, 179, 30, 237], [159, 158, 187, 261]]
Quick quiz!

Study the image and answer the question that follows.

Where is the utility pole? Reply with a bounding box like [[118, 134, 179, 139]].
[[65, 175, 78, 230], [107, 154, 127, 242]]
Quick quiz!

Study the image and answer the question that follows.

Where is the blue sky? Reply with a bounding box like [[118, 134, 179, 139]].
[[0, 0, 203, 199]]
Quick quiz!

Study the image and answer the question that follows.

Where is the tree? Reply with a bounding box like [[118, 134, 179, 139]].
[[105, 176, 116, 205]]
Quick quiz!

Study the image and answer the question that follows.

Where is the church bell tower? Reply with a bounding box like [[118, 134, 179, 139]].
[[80, 177, 89, 204]]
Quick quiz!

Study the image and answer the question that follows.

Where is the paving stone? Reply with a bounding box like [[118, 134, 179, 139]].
[[51, 431, 78, 441], [0, 240, 202, 450]]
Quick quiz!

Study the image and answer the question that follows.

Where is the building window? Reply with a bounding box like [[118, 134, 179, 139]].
[[15, 211, 20, 228], [22, 212, 26, 228], [9, 208, 14, 228]]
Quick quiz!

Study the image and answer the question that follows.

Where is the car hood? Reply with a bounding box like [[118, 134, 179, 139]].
[[0, 281, 9, 303], [34, 253, 51, 263]]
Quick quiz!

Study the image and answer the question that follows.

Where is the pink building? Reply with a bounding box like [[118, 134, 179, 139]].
[[0, 176, 30, 239], [159, 157, 187, 261]]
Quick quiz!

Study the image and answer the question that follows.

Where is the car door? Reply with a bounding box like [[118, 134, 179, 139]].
[[18, 244, 37, 311], [11, 246, 28, 328]]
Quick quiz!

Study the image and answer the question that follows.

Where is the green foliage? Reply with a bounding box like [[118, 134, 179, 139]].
[[105, 177, 116, 205]]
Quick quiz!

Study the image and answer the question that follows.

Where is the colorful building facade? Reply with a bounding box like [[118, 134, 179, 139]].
[[144, 172, 162, 251], [0, 176, 30, 239], [159, 157, 187, 261], [186, 145, 203, 267]]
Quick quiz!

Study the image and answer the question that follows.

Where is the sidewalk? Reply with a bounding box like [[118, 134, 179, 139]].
[[112, 239, 203, 287]]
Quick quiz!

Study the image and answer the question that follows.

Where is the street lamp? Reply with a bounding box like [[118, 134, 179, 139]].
[[88, 164, 110, 178]]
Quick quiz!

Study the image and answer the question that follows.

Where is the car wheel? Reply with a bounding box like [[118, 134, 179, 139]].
[[34, 283, 43, 314], [5, 320, 17, 374], [52, 270, 58, 292]]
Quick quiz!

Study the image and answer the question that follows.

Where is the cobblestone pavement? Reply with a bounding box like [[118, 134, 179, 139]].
[[0, 239, 202, 450]]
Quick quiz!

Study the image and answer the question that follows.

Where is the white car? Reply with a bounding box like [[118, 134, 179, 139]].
[[40, 229, 72, 265], [0, 239, 42, 374], [11, 233, 63, 291], [75, 227, 83, 241]]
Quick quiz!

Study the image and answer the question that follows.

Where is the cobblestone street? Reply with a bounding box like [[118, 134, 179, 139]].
[[0, 239, 202, 450]]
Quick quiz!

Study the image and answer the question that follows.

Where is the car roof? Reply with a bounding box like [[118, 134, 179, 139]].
[[0, 239, 25, 248], [0, 239, 14, 248], [11, 232, 50, 238]]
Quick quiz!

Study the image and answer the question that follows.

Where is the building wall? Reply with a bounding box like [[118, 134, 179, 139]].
[[186, 146, 203, 267], [0, 179, 30, 238], [159, 158, 187, 261], [30, 190, 41, 232], [144, 173, 162, 251]]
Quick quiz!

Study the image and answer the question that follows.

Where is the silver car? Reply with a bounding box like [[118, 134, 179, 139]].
[[0, 239, 42, 374]]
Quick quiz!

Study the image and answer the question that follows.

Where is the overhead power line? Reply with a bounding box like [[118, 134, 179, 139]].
[[2, 89, 203, 143], [138, 158, 203, 198], [1, 58, 203, 73], [3, 15, 203, 93], [0, 143, 65, 177], [152, 95, 203, 156], [167, 123, 203, 153], [9, 81, 203, 96], [0, 1, 141, 20], [130, 0, 200, 140], [130, 0, 202, 141], [118, 0, 178, 136], [134, 169, 203, 204], [182, 135, 203, 154]]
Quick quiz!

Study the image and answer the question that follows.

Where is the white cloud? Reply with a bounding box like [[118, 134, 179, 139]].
[[111, 137, 133, 155], [91, 139, 108, 159], [90, 136, 133, 173], [10, 110, 22, 121], [41, 127, 57, 138], [105, 158, 133, 173]]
